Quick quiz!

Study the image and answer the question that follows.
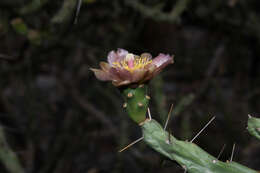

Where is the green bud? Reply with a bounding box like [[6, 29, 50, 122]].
[[247, 115, 260, 140], [121, 84, 149, 124]]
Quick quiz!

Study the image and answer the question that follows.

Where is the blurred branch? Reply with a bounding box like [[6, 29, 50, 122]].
[[246, 13, 260, 41], [70, 88, 118, 136], [0, 127, 25, 173], [205, 44, 225, 78], [57, 78, 118, 136], [19, 0, 50, 14], [125, 0, 190, 22], [0, 54, 17, 61], [74, 0, 82, 24], [173, 93, 195, 117], [151, 76, 168, 123], [246, 89, 260, 99], [196, 43, 225, 96], [11, 18, 46, 45], [39, 112, 76, 173], [169, 43, 225, 121], [51, 0, 78, 24], [0, 0, 26, 7]]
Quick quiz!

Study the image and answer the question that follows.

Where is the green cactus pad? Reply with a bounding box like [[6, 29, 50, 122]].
[[141, 119, 258, 173], [121, 84, 149, 124], [248, 116, 260, 140]]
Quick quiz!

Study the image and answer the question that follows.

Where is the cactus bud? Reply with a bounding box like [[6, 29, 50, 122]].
[[247, 116, 260, 140], [121, 84, 149, 124]]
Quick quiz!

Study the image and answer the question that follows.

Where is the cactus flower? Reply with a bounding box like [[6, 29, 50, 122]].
[[90, 48, 174, 87]]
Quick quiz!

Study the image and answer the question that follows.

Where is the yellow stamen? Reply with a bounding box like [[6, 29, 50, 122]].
[[112, 53, 152, 72]]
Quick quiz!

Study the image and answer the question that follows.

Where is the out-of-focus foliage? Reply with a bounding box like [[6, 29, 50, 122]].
[[0, 0, 260, 173]]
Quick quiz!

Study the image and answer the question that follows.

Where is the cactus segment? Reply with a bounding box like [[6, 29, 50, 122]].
[[121, 85, 149, 124], [247, 116, 260, 140], [141, 119, 258, 173]]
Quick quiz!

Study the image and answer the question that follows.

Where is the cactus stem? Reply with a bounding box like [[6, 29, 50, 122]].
[[121, 84, 148, 123], [142, 119, 258, 173], [123, 103, 127, 108], [127, 92, 133, 98]]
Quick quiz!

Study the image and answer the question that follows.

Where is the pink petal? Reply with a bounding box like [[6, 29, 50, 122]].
[[112, 80, 131, 87], [117, 48, 128, 58], [100, 62, 111, 72], [107, 48, 128, 65], [90, 68, 111, 81], [131, 69, 148, 83], [109, 67, 132, 81], [107, 51, 117, 65], [141, 64, 157, 82], [151, 53, 174, 67], [151, 54, 174, 77]]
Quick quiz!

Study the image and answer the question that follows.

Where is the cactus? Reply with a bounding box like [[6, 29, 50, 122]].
[[91, 49, 260, 173], [90, 49, 173, 122], [141, 119, 258, 173], [247, 115, 260, 140], [121, 84, 150, 124]]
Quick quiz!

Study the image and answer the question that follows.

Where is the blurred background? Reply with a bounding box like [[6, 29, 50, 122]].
[[0, 0, 260, 173]]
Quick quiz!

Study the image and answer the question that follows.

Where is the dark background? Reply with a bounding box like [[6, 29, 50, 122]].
[[0, 0, 260, 173]]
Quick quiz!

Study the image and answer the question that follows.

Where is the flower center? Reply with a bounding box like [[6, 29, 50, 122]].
[[112, 53, 152, 72]]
